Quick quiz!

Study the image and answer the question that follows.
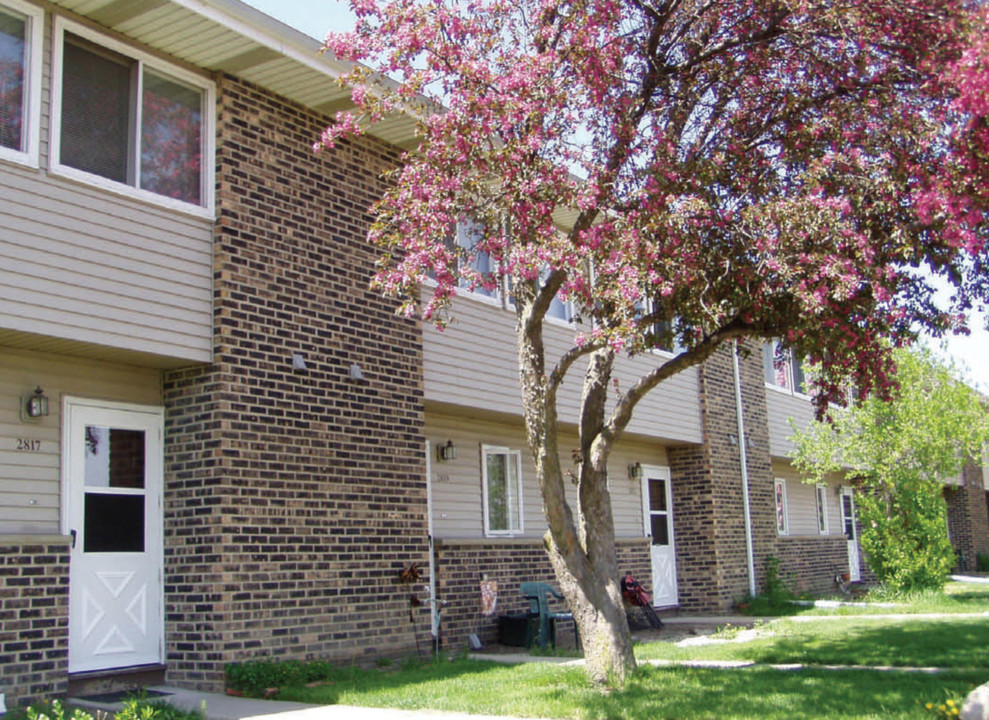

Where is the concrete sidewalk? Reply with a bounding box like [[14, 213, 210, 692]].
[[72, 685, 548, 720], [74, 685, 548, 720]]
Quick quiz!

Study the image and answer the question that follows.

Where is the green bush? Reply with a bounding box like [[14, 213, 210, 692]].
[[23, 698, 201, 720], [977, 552, 989, 572], [225, 659, 335, 697]]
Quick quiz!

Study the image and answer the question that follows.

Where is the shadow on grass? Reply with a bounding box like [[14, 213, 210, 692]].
[[583, 666, 986, 720], [280, 659, 985, 720]]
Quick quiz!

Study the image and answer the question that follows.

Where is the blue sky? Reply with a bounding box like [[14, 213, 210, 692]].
[[243, 0, 989, 393]]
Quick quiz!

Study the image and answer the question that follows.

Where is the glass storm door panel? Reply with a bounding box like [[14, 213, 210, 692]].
[[840, 488, 861, 582], [642, 466, 678, 606], [65, 400, 163, 673]]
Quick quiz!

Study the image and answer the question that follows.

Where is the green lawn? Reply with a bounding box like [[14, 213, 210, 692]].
[[635, 617, 989, 668], [266, 582, 989, 720], [778, 581, 989, 616], [278, 659, 984, 720]]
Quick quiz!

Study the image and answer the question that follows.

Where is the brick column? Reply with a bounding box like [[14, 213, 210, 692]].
[[946, 461, 989, 571], [162, 75, 428, 690], [669, 342, 777, 612]]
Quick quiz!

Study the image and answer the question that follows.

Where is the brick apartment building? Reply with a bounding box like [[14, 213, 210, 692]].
[[1, 0, 987, 707]]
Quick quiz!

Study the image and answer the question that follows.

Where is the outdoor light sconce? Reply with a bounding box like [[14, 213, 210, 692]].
[[437, 440, 457, 462], [628, 462, 643, 480], [728, 433, 738, 446], [25, 387, 49, 418]]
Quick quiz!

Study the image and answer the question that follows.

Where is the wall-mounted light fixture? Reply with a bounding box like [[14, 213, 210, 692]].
[[292, 352, 308, 371], [25, 387, 49, 418], [628, 462, 643, 480], [349, 363, 364, 380], [728, 434, 738, 446], [437, 440, 457, 462]]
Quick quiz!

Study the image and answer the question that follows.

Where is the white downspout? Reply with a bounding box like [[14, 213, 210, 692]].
[[425, 441, 440, 650], [732, 341, 757, 597]]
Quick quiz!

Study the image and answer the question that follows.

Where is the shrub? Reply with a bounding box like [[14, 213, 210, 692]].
[[977, 552, 989, 572], [225, 659, 335, 697]]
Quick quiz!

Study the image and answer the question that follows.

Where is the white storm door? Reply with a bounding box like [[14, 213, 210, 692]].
[[840, 487, 861, 582], [64, 399, 164, 673], [642, 465, 678, 606]]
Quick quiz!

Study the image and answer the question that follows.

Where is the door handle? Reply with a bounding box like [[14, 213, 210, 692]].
[[70, 529, 77, 549]]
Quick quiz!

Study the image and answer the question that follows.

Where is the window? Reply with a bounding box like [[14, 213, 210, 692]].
[[51, 18, 214, 215], [774, 478, 788, 535], [541, 266, 572, 323], [454, 218, 500, 300], [0, 0, 41, 165], [815, 483, 829, 535], [763, 340, 808, 395], [636, 294, 683, 354], [482, 445, 523, 535]]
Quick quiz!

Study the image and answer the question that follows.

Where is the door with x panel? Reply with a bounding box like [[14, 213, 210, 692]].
[[642, 465, 678, 606], [65, 399, 163, 673]]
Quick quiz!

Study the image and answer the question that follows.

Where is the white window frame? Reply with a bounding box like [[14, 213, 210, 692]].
[[0, 0, 43, 167], [452, 218, 504, 306], [763, 340, 809, 398], [815, 482, 829, 535], [50, 16, 215, 218], [481, 444, 524, 536], [774, 477, 788, 536]]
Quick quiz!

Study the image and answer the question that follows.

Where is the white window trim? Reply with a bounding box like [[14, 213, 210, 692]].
[[49, 16, 216, 218], [0, 0, 43, 167], [774, 477, 788, 536], [481, 444, 524, 537], [815, 482, 829, 535], [763, 341, 811, 400]]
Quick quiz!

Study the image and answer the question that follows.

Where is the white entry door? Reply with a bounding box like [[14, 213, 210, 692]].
[[840, 487, 861, 582], [64, 399, 164, 673], [641, 465, 678, 606]]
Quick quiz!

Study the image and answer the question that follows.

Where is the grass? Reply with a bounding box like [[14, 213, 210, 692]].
[[277, 658, 984, 720], [744, 580, 989, 617], [261, 582, 989, 719], [635, 617, 989, 668]]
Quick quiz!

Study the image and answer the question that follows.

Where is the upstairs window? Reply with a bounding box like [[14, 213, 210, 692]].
[[0, 0, 42, 165], [763, 340, 808, 396], [455, 218, 500, 300], [52, 19, 214, 215]]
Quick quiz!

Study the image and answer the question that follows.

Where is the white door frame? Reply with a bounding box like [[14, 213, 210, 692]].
[[62, 397, 164, 673], [640, 464, 678, 606], [840, 486, 861, 582]]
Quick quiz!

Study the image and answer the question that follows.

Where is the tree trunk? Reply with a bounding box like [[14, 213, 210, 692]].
[[515, 303, 637, 683]]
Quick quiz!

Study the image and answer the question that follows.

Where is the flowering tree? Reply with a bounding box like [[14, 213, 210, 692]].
[[318, 0, 989, 683], [790, 347, 989, 591]]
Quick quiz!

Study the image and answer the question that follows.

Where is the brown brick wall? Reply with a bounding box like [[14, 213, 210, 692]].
[[434, 538, 649, 650], [946, 462, 989, 571], [162, 74, 428, 690], [0, 539, 69, 707], [776, 536, 848, 595], [669, 343, 779, 612]]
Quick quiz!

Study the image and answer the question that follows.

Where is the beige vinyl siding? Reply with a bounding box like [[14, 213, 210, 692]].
[[423, 292, 703, 443], [0, 347, 161, 534], [427, 410, 668, 540], [0, 162, 213, 363], [765, 387, 815, 458], [772, 460, 841, 537], [0, 5, 213, 364]]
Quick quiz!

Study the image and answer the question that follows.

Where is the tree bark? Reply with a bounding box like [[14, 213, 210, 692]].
[[516, 293, 637, 683]]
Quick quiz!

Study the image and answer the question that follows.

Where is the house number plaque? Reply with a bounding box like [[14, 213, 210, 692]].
[[16, 439, 42, 452]]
